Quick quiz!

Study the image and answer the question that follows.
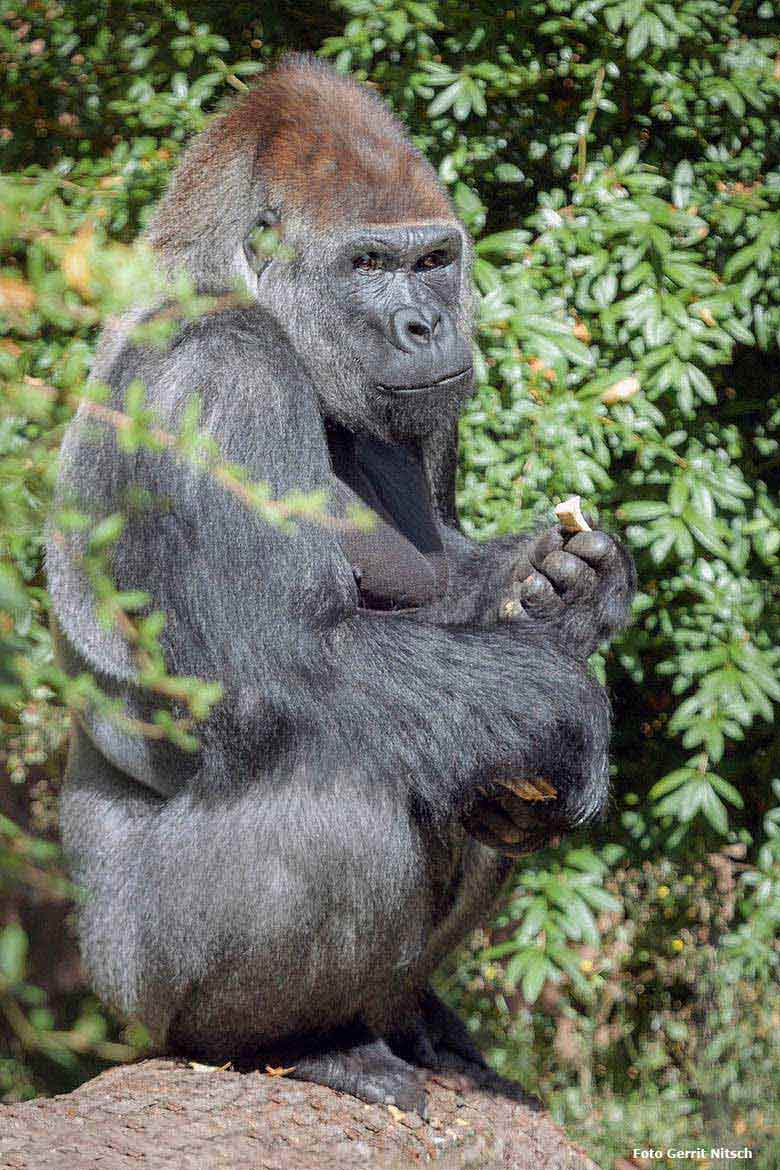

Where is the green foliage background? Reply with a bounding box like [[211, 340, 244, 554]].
[[1, 1, 780, 1165]]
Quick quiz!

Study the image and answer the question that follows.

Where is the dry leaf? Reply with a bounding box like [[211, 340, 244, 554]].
[[601, 375, 640, 405], [0, 276, 35, 316], [62, 225, 95, 299], [265, 1064, 296, 1077]]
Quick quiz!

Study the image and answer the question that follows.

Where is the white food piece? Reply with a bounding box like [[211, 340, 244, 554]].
[[554, 495, 591, 533]]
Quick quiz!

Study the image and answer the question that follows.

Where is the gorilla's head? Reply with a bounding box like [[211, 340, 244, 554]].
[[146, 54, 475, 441], [266, 218, 474, 441]]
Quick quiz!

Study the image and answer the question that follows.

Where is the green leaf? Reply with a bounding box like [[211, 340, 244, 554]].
[[619, 501, 668, 521], [428, 79, 464, 119], [475, 230, 531, 259], [517, 899, 548, 945], [626, 16, 651, 59], [701, 786, 729, 835], [0, 563, 30, 615], [89, 514, 126, 550], [495, 163, 524, 184], [0, 923, 28, 983], [521, 951, 549, 1004]]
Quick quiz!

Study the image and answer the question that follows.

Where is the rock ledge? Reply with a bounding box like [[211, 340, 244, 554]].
[[0, 1058, 600, 1169]]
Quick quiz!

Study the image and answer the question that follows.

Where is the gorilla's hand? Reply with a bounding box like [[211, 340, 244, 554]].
[[462, 778, 559, 857], [499, 526, 636, 659]]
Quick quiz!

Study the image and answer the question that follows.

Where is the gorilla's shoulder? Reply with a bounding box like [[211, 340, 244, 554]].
[[171, 303, 288, 355], [93, 301, 292, 395]]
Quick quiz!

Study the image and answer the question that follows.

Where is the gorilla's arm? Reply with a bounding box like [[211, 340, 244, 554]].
[[332, 430, 636, 654], [410, 523, 532, 625], [49, 312, 610, 824], [328, 477, 442, 610]]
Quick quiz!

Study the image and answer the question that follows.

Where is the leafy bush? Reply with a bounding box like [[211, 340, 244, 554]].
[[1, 1, 779, 1165]]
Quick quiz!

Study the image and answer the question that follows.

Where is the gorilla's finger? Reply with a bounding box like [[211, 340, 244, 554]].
[[564, 530, 615, 566], [539, 550, 596, 595], [493, 793, 537, 831], [528, 528, 565, 571], [467, 826, 512, 852], [516, 570, 561, 614], [465, 798, 524, 845]]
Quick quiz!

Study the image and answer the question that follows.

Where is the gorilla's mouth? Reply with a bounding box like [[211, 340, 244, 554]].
[[377, 366, 473, 396]]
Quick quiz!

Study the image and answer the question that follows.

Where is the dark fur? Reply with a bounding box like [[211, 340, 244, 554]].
[[47, 56, 635, 1111]]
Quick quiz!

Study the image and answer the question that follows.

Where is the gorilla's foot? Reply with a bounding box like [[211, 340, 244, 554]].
[[392, 990, 542, 1110], [292, 1036, 428, 1116]]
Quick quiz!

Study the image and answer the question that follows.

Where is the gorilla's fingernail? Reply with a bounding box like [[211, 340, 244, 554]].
[[519, 573, 547, 597]]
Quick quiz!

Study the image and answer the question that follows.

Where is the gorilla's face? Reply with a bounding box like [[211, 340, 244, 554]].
[[257, 220, 474, 440], [334, 223, 473, 397]]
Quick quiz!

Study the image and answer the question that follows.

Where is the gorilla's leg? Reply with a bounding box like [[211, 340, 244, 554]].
[[386, 837, 502, 1077], [385, 836, 541, 1105], [291, 1029, 428, 1114], [62, 728, 440, 1083]]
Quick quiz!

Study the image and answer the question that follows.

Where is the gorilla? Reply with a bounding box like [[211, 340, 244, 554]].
[[47, 55, 635, 1114]]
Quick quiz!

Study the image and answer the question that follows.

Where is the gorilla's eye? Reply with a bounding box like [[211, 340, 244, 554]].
[[353, 252, 385, 272], [415, 250, 449, 272]]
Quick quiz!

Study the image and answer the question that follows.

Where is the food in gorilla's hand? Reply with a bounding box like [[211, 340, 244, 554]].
[[554, 495, 591, 534], [498, 776, 557, 801]]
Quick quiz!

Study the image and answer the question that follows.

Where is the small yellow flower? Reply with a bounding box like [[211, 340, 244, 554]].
[[671, 938, 684, 953], [579, 958, 594, 974], [657, 884, 670, 898]]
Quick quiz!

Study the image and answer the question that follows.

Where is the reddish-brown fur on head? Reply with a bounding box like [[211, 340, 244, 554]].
[[215, 54, 453, 228]]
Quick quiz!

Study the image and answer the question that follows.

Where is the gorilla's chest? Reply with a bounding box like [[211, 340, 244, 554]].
[[325, 421, 448, 610]]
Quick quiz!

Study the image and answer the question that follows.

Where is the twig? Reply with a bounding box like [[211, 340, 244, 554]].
[[577, 66, 606, 183], [0, 990, 137, 1063]]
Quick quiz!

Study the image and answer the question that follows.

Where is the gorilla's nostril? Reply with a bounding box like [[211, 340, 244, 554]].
[[390, 306, 441, 352]]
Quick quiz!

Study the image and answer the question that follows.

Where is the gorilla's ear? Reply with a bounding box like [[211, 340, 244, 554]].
[[244, 209, 283, 276]]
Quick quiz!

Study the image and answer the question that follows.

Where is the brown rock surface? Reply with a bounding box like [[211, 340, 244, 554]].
[[0, 1058, 600, 1169]]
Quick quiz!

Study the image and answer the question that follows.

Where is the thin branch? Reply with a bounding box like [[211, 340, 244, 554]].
[[0, 990, 137, 1063], [577, 66, 606, 183]]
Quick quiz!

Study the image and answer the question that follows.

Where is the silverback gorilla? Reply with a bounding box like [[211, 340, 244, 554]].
[[47, 55, 636, 1114]]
